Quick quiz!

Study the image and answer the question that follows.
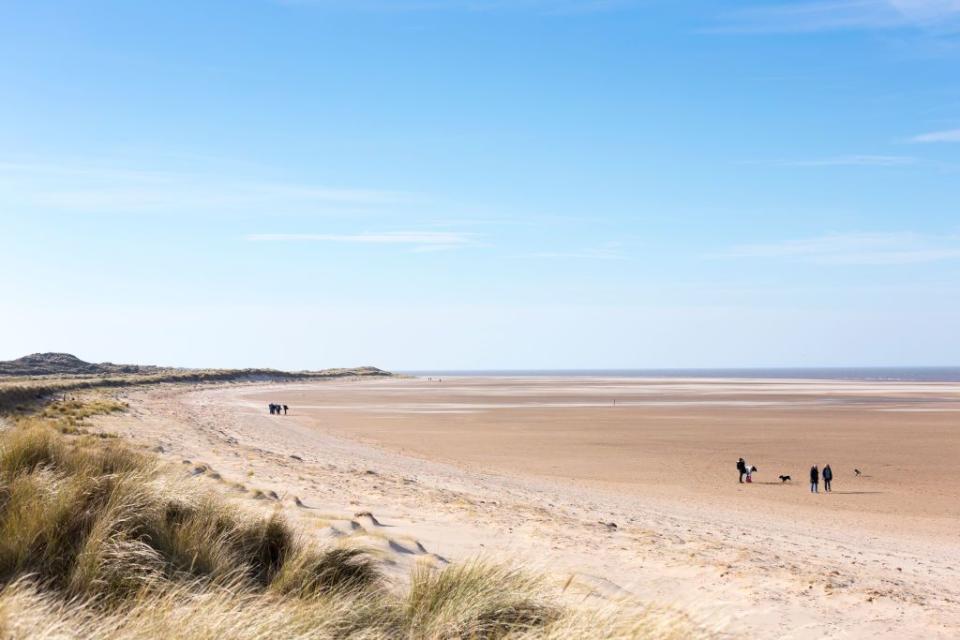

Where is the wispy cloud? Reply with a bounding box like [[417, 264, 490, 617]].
[[910, 127, 960, 142], [775, 154, 918, 166], [721, 231, 960, 264], [892, 0, 960, 23], [246, 231, 477, 251], [712, 0, 960, 34], [0, 159, 414, 215], [27, 183, 405, 210]]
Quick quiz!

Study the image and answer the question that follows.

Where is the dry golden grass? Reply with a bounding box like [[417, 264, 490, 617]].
[[0, 578, 712, 640], [0, 394, 713, 639], [41, 397, 127, 421], [407, 562, 558, 638]]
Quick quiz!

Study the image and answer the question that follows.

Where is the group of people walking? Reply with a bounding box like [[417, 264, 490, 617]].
[[268, 403, 288, 415], [737, 457, 835, 494], [809, 464, 833, 493]]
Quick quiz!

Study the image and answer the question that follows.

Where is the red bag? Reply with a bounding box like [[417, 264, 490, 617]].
[[746, 475, 752, 483]]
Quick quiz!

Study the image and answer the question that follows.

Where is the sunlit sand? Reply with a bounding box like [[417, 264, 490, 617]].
[[95, 376, 960, 638]]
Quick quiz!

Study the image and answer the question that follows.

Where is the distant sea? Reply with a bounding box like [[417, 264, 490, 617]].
[[401, 368, 960, 382]]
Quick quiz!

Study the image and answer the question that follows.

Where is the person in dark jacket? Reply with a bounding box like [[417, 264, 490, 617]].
[[822, 464, 833, 492], [737, 458, 747, 483], [283, 404, 288, 415], [810, 465, 819, 493]]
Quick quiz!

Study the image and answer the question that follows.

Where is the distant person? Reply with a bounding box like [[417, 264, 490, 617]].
[[823, 464, 833, 492], [283, 404, 288, 415], [810, 465, 819, 494], [268, 403, 274, 415], [737, 457, 747, 483]]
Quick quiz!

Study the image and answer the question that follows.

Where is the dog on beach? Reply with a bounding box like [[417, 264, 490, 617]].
[[855, 469, 862, 477], [778, 475, 791, 483]]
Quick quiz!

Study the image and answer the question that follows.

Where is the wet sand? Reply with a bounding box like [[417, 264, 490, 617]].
[[240, 376, 960, 538]]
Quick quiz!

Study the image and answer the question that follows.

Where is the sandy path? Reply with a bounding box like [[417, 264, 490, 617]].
[[97, 380, 960, 639]]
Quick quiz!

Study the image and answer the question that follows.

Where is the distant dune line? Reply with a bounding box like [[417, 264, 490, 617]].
[[0, 367, 391, 413]]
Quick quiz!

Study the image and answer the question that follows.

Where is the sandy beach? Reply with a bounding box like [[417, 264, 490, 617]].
[[241, 376, 960, 536], [99, 376, 960, 639]]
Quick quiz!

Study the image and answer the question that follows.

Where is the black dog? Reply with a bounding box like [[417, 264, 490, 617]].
[[854, 469, 862, 477], [779, 475, 791, 483]]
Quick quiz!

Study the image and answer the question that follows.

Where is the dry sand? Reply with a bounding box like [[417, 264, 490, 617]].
[[97, 376, 960, 639]]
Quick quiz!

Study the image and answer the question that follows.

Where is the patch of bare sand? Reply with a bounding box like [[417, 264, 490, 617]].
[[96, 378, 960, 639]]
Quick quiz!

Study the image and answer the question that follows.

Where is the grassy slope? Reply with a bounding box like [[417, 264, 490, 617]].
[[0, 383, 708, 639]]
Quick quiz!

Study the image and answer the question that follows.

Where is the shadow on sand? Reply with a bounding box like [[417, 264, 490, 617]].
[[747, 483, 882, 495], [828, 491, 884, 495]]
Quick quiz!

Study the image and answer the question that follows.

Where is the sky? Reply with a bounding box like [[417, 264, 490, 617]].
[[1, 0, 959, 370]]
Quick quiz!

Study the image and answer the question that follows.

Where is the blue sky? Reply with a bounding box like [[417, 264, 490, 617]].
[[2, 0, 959, 370]]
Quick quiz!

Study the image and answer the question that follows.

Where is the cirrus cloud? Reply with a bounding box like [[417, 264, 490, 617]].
[[910, 128, 960, 142], [711, 0, 960, 33], [721, 231, 960, 264], [246, 231, 478, 251]]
